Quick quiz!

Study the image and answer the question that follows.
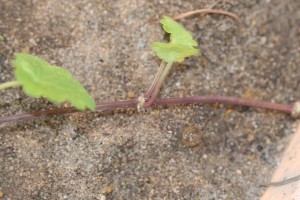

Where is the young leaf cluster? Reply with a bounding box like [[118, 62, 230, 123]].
[[152, 16, 199, 63]]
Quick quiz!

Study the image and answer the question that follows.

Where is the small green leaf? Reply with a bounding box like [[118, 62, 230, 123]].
[[160, 16, 198, 47], [0, 35, 3, 41], [152, 43, 199, 63], [13, 53, 96, 111], [152, 16, 199, 63]]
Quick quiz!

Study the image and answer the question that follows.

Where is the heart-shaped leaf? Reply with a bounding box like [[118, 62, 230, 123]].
[[13, 53, 95, 111]]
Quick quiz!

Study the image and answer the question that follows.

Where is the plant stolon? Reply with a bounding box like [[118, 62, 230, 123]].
[[0, 16, 299, 124]]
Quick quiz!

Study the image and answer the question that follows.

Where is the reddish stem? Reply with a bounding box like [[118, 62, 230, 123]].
[[0, 99, 138, 124], [0, 96, 295, 124], [144, 62, 173, 107], [155, 96, 293, 113], [173, 9, 242, 24]]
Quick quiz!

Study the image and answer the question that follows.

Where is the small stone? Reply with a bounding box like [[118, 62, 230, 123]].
[[0, 191, 4, 198], [49, 117, 57, 125], [99, 195, 106, 200], [236, 169, 242, 175], [127, 91, 135, 99], [247, 134, 255, 143], [224, 108, 233, 115], [104, 186, 113, 194], [21, 46, 30, 53], [175, 82, 181, 87]]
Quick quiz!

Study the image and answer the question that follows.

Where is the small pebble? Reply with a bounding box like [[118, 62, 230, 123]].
[[127, 91, 135, 99], [98, 194, 106, 200], [236, 169, 242, 175], [247, 134, 255, 143], [104, 186, 113, 194]]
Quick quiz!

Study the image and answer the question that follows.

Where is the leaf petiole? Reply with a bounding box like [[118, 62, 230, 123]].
[[144, 61, 173, 107], [143, 61, 166, 100], [0, 81, 21, 90]]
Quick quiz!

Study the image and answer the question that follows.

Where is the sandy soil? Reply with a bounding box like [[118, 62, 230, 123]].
[[0, 0, 300, 199]]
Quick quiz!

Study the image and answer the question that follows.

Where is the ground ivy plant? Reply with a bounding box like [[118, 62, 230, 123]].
[[142, 16, 199, 108], [0, 16, 299, 124]]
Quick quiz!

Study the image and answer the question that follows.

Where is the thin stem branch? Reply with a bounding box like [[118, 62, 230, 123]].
[[144, 62, 173, 107], [173, 9, 242, 24], [0, 81, 20, 90], [143, 61, 166, 99], [260, 174, 300, 187], [0, 96, 295, 125]]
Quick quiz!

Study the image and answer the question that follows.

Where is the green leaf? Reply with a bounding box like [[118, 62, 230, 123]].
[[160, 16, 198, 47], [152, 16, 199, 63], [0, 35, 3, 41], [13, 53, 96, 111], [152, 43, 199, 63]]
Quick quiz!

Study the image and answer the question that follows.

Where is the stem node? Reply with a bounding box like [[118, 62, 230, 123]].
[[292, 101, 300, 118]]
